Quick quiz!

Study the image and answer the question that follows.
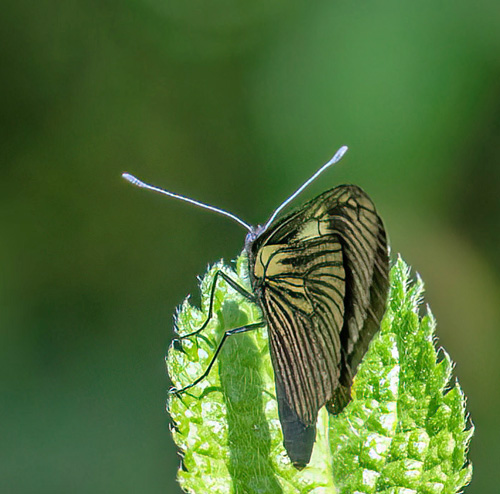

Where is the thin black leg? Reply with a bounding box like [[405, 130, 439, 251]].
[[170, 320, 265, 395], [177, 270, 256, 340]]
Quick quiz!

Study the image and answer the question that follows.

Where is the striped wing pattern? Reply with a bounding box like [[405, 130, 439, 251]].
[[248, 185, 389, 465], [260, 239, 346, 425], [327, 187, 389, 398]]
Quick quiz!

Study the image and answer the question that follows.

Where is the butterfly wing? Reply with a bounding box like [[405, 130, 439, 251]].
[[326, 186, 389, 409], [248, 185, 389, 466], [256, 236, 346, 467]]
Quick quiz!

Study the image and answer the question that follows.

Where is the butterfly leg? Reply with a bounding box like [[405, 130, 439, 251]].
[[175, 270, 255, 342], [170, 320, 265, 395]]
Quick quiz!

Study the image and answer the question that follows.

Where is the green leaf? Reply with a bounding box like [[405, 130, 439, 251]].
[[166, 255, 473, 493]]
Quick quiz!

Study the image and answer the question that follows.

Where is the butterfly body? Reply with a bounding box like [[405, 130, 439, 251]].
[[245, 184, 389, 468]]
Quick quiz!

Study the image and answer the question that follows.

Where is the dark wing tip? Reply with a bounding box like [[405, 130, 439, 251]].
[[275, 375, 317, 467], [284, 421, 316, 469]]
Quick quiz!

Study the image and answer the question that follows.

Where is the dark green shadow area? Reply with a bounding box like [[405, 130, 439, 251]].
[[218, 301, 283, 494]]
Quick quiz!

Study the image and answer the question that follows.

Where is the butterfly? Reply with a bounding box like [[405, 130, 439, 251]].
[[123, 146, 389, 468]]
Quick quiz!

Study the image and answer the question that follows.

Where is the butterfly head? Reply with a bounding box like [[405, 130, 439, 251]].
[[244, 224, 266, 251]]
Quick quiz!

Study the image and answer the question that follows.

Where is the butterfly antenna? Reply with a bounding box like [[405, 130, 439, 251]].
[[262, 145, 348, 232], [122, 173, 253, 232]]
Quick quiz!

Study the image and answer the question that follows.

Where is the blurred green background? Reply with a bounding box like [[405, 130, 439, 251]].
[[1, 0, 499, 492]]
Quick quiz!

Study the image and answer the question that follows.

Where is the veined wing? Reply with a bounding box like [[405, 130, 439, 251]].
[[250, 184, 389, 425], [257, 238, 346, 425], [316, 185, 389, 400]]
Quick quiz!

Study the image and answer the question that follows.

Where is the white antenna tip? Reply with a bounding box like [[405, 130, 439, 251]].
[[332, 145, 348, 163], [122, 173, 145, 188]]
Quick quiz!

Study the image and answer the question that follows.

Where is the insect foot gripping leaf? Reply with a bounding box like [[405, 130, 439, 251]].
[[330, 256, 474, 494]]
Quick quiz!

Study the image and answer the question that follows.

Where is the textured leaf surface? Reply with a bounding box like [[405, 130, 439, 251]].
[[166, 255, 472, 493], [330, 257, 473, 494]]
